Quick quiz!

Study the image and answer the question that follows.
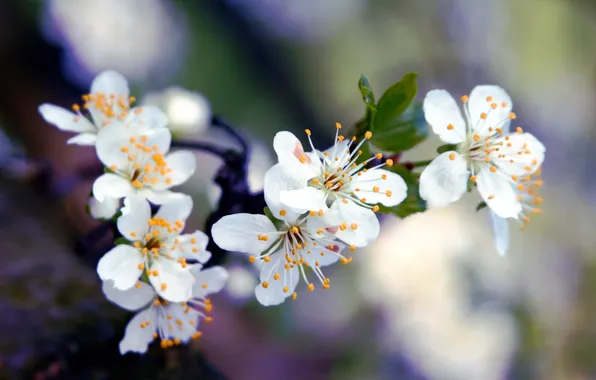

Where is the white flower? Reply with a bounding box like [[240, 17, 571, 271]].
[[88, 195, 121, 220], [97, 195, 211, 302], [420, 85, 545, 218], [103, 265, 228, 354], [489, 166, 544, 256], [38, 70, 168, 146], [142, 86, 211, 136], [211, 164, 354, 306], [271, 125, 407, 246], [92, 122, 196, 204]]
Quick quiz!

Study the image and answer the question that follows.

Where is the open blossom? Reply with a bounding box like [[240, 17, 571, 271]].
[[38, 70, 168, 146], [211, 164, 355, 306], [490, 166, 544, 256], [103, 265, 229, 354], [271, 124, 407, 246], [420, 85, 545, 219], [92, 122, 196, 205], [88, 195, 121, 220], [97, 195, 211, 302]]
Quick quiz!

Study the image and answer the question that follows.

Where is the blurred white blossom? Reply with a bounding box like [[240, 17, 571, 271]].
[[142, 87, 211, 136], [360, 209, 516, 380], [224, 264, 258, 302], [43, 0, 187, 86]]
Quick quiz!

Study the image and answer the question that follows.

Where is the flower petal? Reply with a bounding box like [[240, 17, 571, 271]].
[[102, 280, 155, 311], [88, 195, 120, 220], [170, 231, 212, 263], [97, 245, 144, 290], [211, 214, 278, 255], [143, 190, 186, 205], [119, 308, 156, 355], [476, 167, 521, 218], [423, 90, 466, 144], [273, 131, 319, 180], [468, 85, 512, 135], [125, 105, 169, 130], [95, 122, 134, 168], [328, 200, 379, 247], [191, 266, 229, 298], [117, 195, 151, 240], [154, 194, 193, 224], [490, 211, 510, 256], [279, 187, 327, 214], [492, 132, 545, 176], [91, 70, 130, 100], [157, 303, 199, 342], [38, 104, 96, 133], [255, 264, 298, 307], [66, 132, 97, 145], [157, 150, 196, 189], [349, 168, 407, 207], [149, 260, 194, 302], [263, 164, 306, 221], [419, 151, 469, 207], [93, 173, 134, 203]]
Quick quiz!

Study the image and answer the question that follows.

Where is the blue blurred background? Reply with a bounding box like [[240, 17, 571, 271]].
[[0, 0, 594, 379]]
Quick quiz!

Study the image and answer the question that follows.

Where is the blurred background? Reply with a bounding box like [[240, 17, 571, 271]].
[[0, 0, 594, 379]]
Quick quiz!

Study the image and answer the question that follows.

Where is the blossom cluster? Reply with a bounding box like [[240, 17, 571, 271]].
[[39, 71, 228, 354], [38, 69, 545, 354]]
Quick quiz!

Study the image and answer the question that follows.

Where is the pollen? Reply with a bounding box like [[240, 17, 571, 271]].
[[274, 273, 280, 280], [385, 159, 394, 166], [461, 95, 469, 103], [470, 175, 477, 182], [480, 112, 487, 120], [305, 129, 311, 135], [364, 131, 373, 139], [449, 153, 456, 160], [308, 283, 315, 292], [509, 112, 516, 120], [161, 283, 167, 290], [447, 124, 454, 130], [486, 96, 493, 102], [336, 122, 342, 129], [385, 190, 392, 197], [372, 205, 380, 212], [490, 166, 497, 173], [375, 153, 383, 159], [262, 281, 269, 289], [280, 209, 287, 216], [373, 186, 380, 192]]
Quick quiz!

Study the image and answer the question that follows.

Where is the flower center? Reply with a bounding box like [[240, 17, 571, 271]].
[[71, 92, 138, 126]]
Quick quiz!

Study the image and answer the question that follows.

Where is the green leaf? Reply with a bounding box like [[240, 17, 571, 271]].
[[371, 72, 417, 132], [370, 102, 428, 152], [114, 237, 130, 246], [357, 74, 376, 112], [476, 201, 487, 211], [376, 165, 426, 218], [437, 143, 458, 154]]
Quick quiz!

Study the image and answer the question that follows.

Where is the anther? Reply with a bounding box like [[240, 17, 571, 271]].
[[364, 131, 373, 139], [305, 129, 311, 135], [262, 281, 269, 289], [449, 153, 456, 160]]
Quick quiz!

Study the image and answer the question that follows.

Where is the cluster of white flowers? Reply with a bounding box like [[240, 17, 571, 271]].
[[212, 125, 409, 306], [39, 71, 229, 354], [420, 85, 545, 255], [38, 69, 546, 353]]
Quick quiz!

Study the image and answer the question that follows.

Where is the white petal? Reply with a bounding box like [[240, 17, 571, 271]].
[[117, 195, 151, 240], [476, 168, 521, 218], [125, 105, 169, 130], [254, 264, 298, 307], [97, 245, 144, 290], [143, 190, 186, 205], [273, 131, 319, 180], [159, 303, 199, 342], [95, 122, 134, 168], [91, 70, 130, 100], [102, 280, 155, 311], [88, 196, 120, 220], [423, 90, 466, 144], [349, 168, 407, 207], [38, 104, 96, 133], [170, 231, 211, 262], [490, 211, 510, 256], [149, 260, 194, 302], [263, 164, 306, 221], [212, 214, 278, 255], [329, 200, 379, 247], [93, 173, 133, 203], [419, 151, 469, 207], [153, 150, 196, 190], [468, 85, 512, 135], [67, 132, 97, 145], [492, 132, 545, 176], [119, 308, 156, 355], [191, 266, 229, 298], [279, 187, 327, 214], [154, 194, 193, 223]]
